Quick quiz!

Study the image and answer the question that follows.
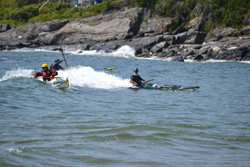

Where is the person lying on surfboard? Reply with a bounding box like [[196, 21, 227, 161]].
[[50, 58, 66, 72], [34, 64, 58, 81], [130, 68, 148, 86]]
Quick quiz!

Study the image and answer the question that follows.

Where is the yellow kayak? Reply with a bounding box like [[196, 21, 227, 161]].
[[50, 77, 69, 89], [36, 77, 69, 89]]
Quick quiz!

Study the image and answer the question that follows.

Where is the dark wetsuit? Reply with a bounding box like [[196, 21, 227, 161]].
[[131, 75, 143, 86], [50, 60, 64, 72]]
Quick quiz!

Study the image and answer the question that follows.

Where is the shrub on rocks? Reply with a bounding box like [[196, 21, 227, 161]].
[[10, 5, 39, 22]]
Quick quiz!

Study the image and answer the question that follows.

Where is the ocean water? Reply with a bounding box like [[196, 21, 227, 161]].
[[0, 46, 250, 167]]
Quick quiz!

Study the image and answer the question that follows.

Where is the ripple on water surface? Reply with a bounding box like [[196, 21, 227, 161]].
[[0, 51, 250, 166]]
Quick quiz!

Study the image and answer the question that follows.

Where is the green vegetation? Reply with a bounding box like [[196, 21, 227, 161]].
[[0, 0, 249, 31], [137, 0, 250, 31], [0, 0, 125, 26], [136, 0, 157, 9]]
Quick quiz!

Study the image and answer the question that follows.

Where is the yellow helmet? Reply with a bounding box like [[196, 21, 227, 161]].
[[42, 64, 48, 68]]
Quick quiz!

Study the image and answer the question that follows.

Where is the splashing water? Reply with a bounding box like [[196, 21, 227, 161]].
[[70, 45, 135, 58], [0, 68, 33, 82], [58, 66, 132, 89], [0, 66, 132, 89], [111, 45, 135, 57]]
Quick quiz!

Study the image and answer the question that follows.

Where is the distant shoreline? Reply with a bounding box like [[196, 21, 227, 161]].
[[0, 7, 250, 62]]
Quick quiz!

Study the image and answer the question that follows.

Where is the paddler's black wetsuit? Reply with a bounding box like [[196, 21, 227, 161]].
[[130, 75, 143, 86], [50, 60, 64, 72]]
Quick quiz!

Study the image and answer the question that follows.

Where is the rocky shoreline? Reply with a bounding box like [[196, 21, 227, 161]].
[[0, 7, 250, 61]]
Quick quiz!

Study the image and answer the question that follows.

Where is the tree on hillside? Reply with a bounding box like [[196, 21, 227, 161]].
[[0, 0, 45, 8]]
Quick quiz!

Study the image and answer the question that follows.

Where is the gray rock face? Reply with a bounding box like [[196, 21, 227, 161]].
[[0, 24, 11, 33], [140, 18, 173, 34], [33, 19, 69, 34], [238, 25, 250, 35], [172, 26, 186, 35], [47, 8, 143, 45], [169, 55, 184, 61], [205, 27, 235, 42], [181, 50, 195, 59], [188, 17, 203, 31], [88, 35, 164, 54], [0, 8, 143, 48], [150, 42, 170, 53], [0, 19, 69, 48], [243, 17, 250, 25], [127, 35, 163, 51], [82, 7, 143, 35], [49, 18, 133, 45], [216, 46, 250, 61], [174, 32, 187, 44], [185, 30, 206, 44]]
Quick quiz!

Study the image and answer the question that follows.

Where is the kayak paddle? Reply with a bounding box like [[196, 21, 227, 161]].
[[146, 79, 154, 82], [52, 48, 68, 67]]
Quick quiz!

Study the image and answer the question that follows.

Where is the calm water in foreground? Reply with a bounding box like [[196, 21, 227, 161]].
[[0, 48, 250, 167]]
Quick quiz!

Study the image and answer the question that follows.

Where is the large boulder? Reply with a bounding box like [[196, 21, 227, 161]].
[[0, 19, 69, 48], [33, 19, 69, 34], [140, 18, 173, 34], [172, 26, 186, 35], [126, 35, 164, 51], [238, 25, 250, 36], [185, 30, 206, 44], [243, 17, 250, 25], [174, 32, 187, 44], [48, 18, 133, 45], [3, 39, 30, 50], [191, 50, 207, 61], [87, 35, 164, 54], [163, 35, 175, 45], [216, 46, 250, 61], [181, 50, 195, 59], [0, 24, 11, 33], [168, 55, 184, 61], [188, 17, 203, 31], [150, 41, 170, 53], [82, 7, 143, 35], [205, 27, 236, 42]]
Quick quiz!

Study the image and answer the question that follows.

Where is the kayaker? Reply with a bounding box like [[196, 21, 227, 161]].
[[34, 64, 58, 81], [130, 68, 148, 86], [50, 58, 66, 72]]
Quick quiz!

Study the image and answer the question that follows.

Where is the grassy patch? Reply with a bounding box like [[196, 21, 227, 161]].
[[0, 0, 125, 27]]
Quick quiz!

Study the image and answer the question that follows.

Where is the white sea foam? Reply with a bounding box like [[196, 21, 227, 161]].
[[58, 66, 132, 89], [2, 147, 24, 153], [72, 45, 135, 58], [0, 66, 132, 89], [4, 48, 55, 53], [239, 61, 250, 64], [0, 68, 33, 82], [184, 59, 229, 63], [111, 45, 135, 58], [71, 50, 98, 55]]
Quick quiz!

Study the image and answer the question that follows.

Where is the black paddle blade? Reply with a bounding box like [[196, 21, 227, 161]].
[[52, 48, 63, 52]]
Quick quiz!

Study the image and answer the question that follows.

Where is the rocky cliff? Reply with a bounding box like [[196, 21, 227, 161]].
[[0, 7, 250, 61]]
